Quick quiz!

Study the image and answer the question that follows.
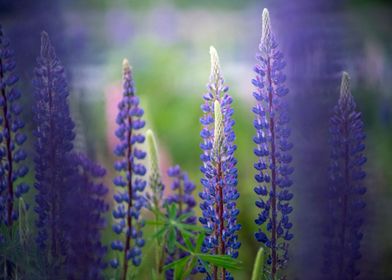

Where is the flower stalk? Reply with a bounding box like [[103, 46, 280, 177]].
[[199, 46, 241, 280], [252, 9, 294, 279], [111, 59, 147, 280]]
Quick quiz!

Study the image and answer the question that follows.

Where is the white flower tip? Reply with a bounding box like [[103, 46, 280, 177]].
[[340, 71, 351, 98], [146, 128, 153, 139], [210, 45, 220, 72], [122, 58, 130, 71], [261, 8, 271, 44]]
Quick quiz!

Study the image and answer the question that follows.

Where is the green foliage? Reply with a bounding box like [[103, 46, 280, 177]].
[[147, 204, 241, 279]]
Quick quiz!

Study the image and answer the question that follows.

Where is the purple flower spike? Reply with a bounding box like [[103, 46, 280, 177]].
[[0, 25, 29, 229], [33, 31, 76, 261], [252, 9, 294, 278], [199, 46, 241, 280], [164, 165, 197, 279], [111, 59, 147, 280], [322, 72, 367, 280]]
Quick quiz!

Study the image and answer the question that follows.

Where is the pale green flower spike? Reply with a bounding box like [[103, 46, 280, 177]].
[[146, 129, 163, 203], [251, 247, 265, 280], [340, 71, 351, 99], [209, 46, 223, 97], [18, 198, 29, 246], [213, 100, 224, 159]]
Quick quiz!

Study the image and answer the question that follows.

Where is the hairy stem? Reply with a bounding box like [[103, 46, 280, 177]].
[[121, 113, 133, 280], [214, 159, 226, 280], [266, 57, 278, 277]]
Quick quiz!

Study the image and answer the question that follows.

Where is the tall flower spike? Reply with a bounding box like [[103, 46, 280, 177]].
[[33, 31, 76, 267], [111, 59, 147, 280], [165, 165, 197, 280], [252, 8, 294, 279], [322, 72, 367, 280], [199, 46, 241, 280], [0, 25, 29, 230]]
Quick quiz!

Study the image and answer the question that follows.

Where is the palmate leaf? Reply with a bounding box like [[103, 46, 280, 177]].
[[162, 232, 241, 279]]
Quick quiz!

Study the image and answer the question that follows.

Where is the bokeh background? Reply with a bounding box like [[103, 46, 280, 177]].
[[1, 0, 391, 279]]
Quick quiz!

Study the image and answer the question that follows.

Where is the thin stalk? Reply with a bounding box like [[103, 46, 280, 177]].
[[338, 115, 350, 279], [266, 56, 278, 278], [121, 112, 133, 280], [153, 200, 163, 278], [213, 159, 226, 280]]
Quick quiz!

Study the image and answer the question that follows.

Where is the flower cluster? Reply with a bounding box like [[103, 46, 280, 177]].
[[0, 25, 29, 229], [322, 72, 367, 280], [64, 153, 109, 280], [166, 165, 196, 221], [33, 31, 76, 265], [199, 46, 241, 280], [110, 59, 147, 280], [252, 9, 294, 278]]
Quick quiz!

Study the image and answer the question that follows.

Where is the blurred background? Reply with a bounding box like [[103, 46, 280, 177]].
[[1, 0, 391, 279]]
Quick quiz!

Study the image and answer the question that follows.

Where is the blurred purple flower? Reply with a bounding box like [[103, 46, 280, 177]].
[[322, 72, 367, 280], [33, 31, 76, 265], [64, 153, 109, 280], [0, 25, 29, 230]]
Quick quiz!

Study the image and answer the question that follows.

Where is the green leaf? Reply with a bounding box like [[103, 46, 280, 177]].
[[145, 220, 166, 226], [195, 233, 205, 252], [162, 256, 190, 271], [196, 254, 242, 271], [167, 227, 177, 254], [150, 225, 168, 241], [251, 247, 265, 280], [182, 235, 194, 251]]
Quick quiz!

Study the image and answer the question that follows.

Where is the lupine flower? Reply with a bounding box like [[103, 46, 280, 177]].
[[64, 153, 109, 280], [111, 59, 147, 280], [32, 32, 82, 279], [322, 72, 367, 280], [165, 164, 197, 279], [199, 46, 241, 280], [0, 25, 29, 230], [252, 9, 294, 278], [33, 32, 76, 264]]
